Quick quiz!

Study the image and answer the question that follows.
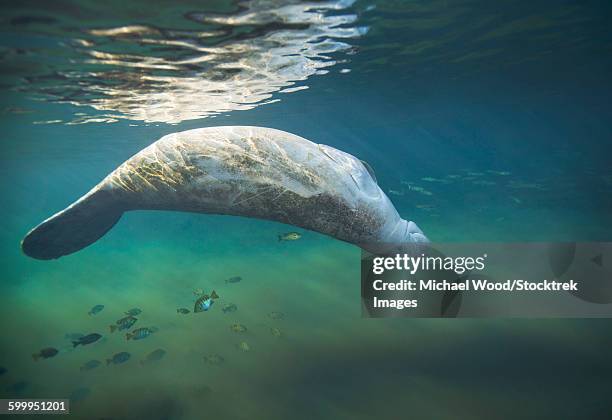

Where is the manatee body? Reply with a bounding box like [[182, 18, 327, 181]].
[[21, 126, 427, 259]]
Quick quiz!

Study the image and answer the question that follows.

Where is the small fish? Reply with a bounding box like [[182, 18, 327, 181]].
[[177, 308, 190, 314], [32, 347, 59, 361], [126, 327, 157, 341], [509, 181, 542, 189], [222, 303, 238, 313], [387, 189, 404, 196], [278, 232, 301, 241], [237, 341, 250, 352], [472, 180, 496, 186], [69, 387, 91, 403], [64, 333, 84, 341], [415, 204, 435, 211], [194, 291, 219, 313], [107, 352, 131, 365], [5, 381, 30, 396], [193, 384, 213, 398], [225, 276, 242, 284], [203, 354, 224, 365], [268, 311, 285, 320], [124, 308, 142, 316], [73, 333, 102, 347], [141, 349, 166, 365], [193, 288, 204, 296], [80, 360, 101, 371], [270, 327, 283, 337], [110, 315, 137, 333], [88, 304, 104, 315], [3, 107, 34, 115], [230, 323, 247, 333]]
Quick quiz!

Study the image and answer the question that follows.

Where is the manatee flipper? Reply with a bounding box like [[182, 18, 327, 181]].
[[21, 189, 123, 260], [360, 160, 377, 184]]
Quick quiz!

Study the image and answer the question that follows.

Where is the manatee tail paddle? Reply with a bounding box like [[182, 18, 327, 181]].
[[21, 189, 123, 260]]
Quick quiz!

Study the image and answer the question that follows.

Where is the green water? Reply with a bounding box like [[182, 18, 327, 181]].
[[1, 1, 612, 419]]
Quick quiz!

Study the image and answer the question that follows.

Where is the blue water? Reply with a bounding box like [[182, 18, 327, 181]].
[[1, 1, 612, 419]]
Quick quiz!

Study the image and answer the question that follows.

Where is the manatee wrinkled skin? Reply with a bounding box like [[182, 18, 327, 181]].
[[21, 126, 427, 259]]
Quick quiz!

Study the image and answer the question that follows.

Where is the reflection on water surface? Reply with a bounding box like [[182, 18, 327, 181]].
[[1, 0, 366, 124]]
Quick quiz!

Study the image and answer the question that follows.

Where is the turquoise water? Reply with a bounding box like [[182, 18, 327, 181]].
[[1, 1, 612, 419]]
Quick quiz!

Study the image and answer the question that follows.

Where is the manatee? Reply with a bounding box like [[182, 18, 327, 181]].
[[21, 126, 427, 259]]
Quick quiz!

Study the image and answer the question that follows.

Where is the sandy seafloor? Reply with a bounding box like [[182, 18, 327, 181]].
[[2, 1, 612, 419]]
